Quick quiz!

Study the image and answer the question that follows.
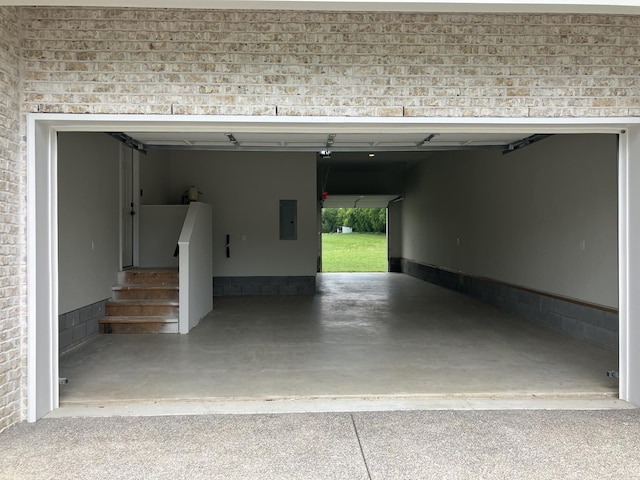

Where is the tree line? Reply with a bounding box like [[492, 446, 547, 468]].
[[322, 208, 386, 234]]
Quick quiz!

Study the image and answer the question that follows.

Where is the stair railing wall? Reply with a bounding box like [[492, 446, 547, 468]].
[[178, 202, 213, 333]]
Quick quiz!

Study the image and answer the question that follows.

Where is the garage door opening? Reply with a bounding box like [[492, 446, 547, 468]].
[[321, 207, 388, 272], [28, 114, 640, 421], [55, 130, 619, 412], [56, 131, 619, 410]]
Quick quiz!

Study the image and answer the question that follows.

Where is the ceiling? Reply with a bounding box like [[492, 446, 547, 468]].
[[118, 129, 547, 208], [119, 129, 548, 170]]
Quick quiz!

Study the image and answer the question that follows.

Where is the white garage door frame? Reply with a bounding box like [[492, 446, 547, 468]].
[[26, 113, 640, 421]]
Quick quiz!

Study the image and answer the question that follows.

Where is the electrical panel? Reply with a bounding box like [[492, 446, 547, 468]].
[[279, 200, 297, 240]]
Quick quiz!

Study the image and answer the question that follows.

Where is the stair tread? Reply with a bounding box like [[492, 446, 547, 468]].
[[118, 269, 178, 285], [113, 284, 179, 290], [105, 269, 180, 334], [124, 268, 178, 272], [107, 299, 179, 305], [99, 316, 178, 324]]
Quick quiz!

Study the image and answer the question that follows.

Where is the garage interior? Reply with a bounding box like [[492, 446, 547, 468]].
[[56, 129, 621, 411]]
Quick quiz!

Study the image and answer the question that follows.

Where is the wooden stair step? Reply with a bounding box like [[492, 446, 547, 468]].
[[99, 316, 178, 324], [112, 284, 179, 301], [118, 269, 179, 285], [103, 268, 181, 334], [113, 284, 178, 290], [105, 300, 179, 306], [106, 300, 179, 317], [99, 316, 178, 334]]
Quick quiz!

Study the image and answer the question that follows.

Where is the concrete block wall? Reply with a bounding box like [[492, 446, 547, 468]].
[[214, 276, 316, 296], [402, 260, 618, 351], [0, 7, 26, 434], [58, 300, 106, 356], [20, 8, 640, 117]]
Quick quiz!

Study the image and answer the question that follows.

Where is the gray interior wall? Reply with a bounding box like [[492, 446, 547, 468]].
[[388, 201, 402, 267], [139, 149, 170, 205], [401, 134, 618, 308], [138, 205, 188, 267], [58, 132, 121, 313], [149, 150, 318, 277]]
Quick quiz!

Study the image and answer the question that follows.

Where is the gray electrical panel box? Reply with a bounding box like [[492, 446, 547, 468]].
[[279, 200, 297, 240]]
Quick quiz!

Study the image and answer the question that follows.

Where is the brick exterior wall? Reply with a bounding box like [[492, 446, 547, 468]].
[[2, 6, 640, 430], [0, 7, 26, 434], [20, 8, 640, 117]]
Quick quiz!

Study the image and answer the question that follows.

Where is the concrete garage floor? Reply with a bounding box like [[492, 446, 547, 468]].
[[57, 273, 621, 415]]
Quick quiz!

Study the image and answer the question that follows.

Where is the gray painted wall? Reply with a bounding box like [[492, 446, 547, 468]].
[[138, 205, 188, 267], [388, 201, 403, 263], [58, 132, 121, 314], [139, 149, 171, 205], [401, 134, 618, 308], [141, 150, 318, 277]]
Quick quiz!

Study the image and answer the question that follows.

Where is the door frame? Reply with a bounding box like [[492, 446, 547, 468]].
[[27, 114, 640, 420], [119, 144, 140, 270]]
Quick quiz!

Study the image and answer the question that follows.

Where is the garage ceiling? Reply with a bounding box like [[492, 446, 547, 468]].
[[122, 130, 542, 154], [118, 129, 549, 170], [117, 130, 548, 208]]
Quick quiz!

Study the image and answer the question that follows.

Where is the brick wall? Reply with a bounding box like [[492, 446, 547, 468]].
[[0, 6, 26, 434], [21, 8, 640, 117]]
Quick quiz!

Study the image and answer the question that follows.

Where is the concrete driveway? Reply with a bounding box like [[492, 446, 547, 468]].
[[2, 409, 639, 479]]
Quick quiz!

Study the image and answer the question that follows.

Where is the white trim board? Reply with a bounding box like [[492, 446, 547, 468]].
[[27, 114, 640, 421], [29, 114, 635, 134]]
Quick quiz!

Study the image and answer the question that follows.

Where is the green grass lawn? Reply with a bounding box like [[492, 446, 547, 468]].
[[322, 232, 387, 272]]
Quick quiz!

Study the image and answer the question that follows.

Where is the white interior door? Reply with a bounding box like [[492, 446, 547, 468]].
[[121, 146, 135, 269]]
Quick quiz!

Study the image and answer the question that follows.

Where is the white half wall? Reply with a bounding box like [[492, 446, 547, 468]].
[[401, 134, 618, 307], [144, 150, 318, 277], [57, 132, 121, 314], [178, 202, 213, 333]]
